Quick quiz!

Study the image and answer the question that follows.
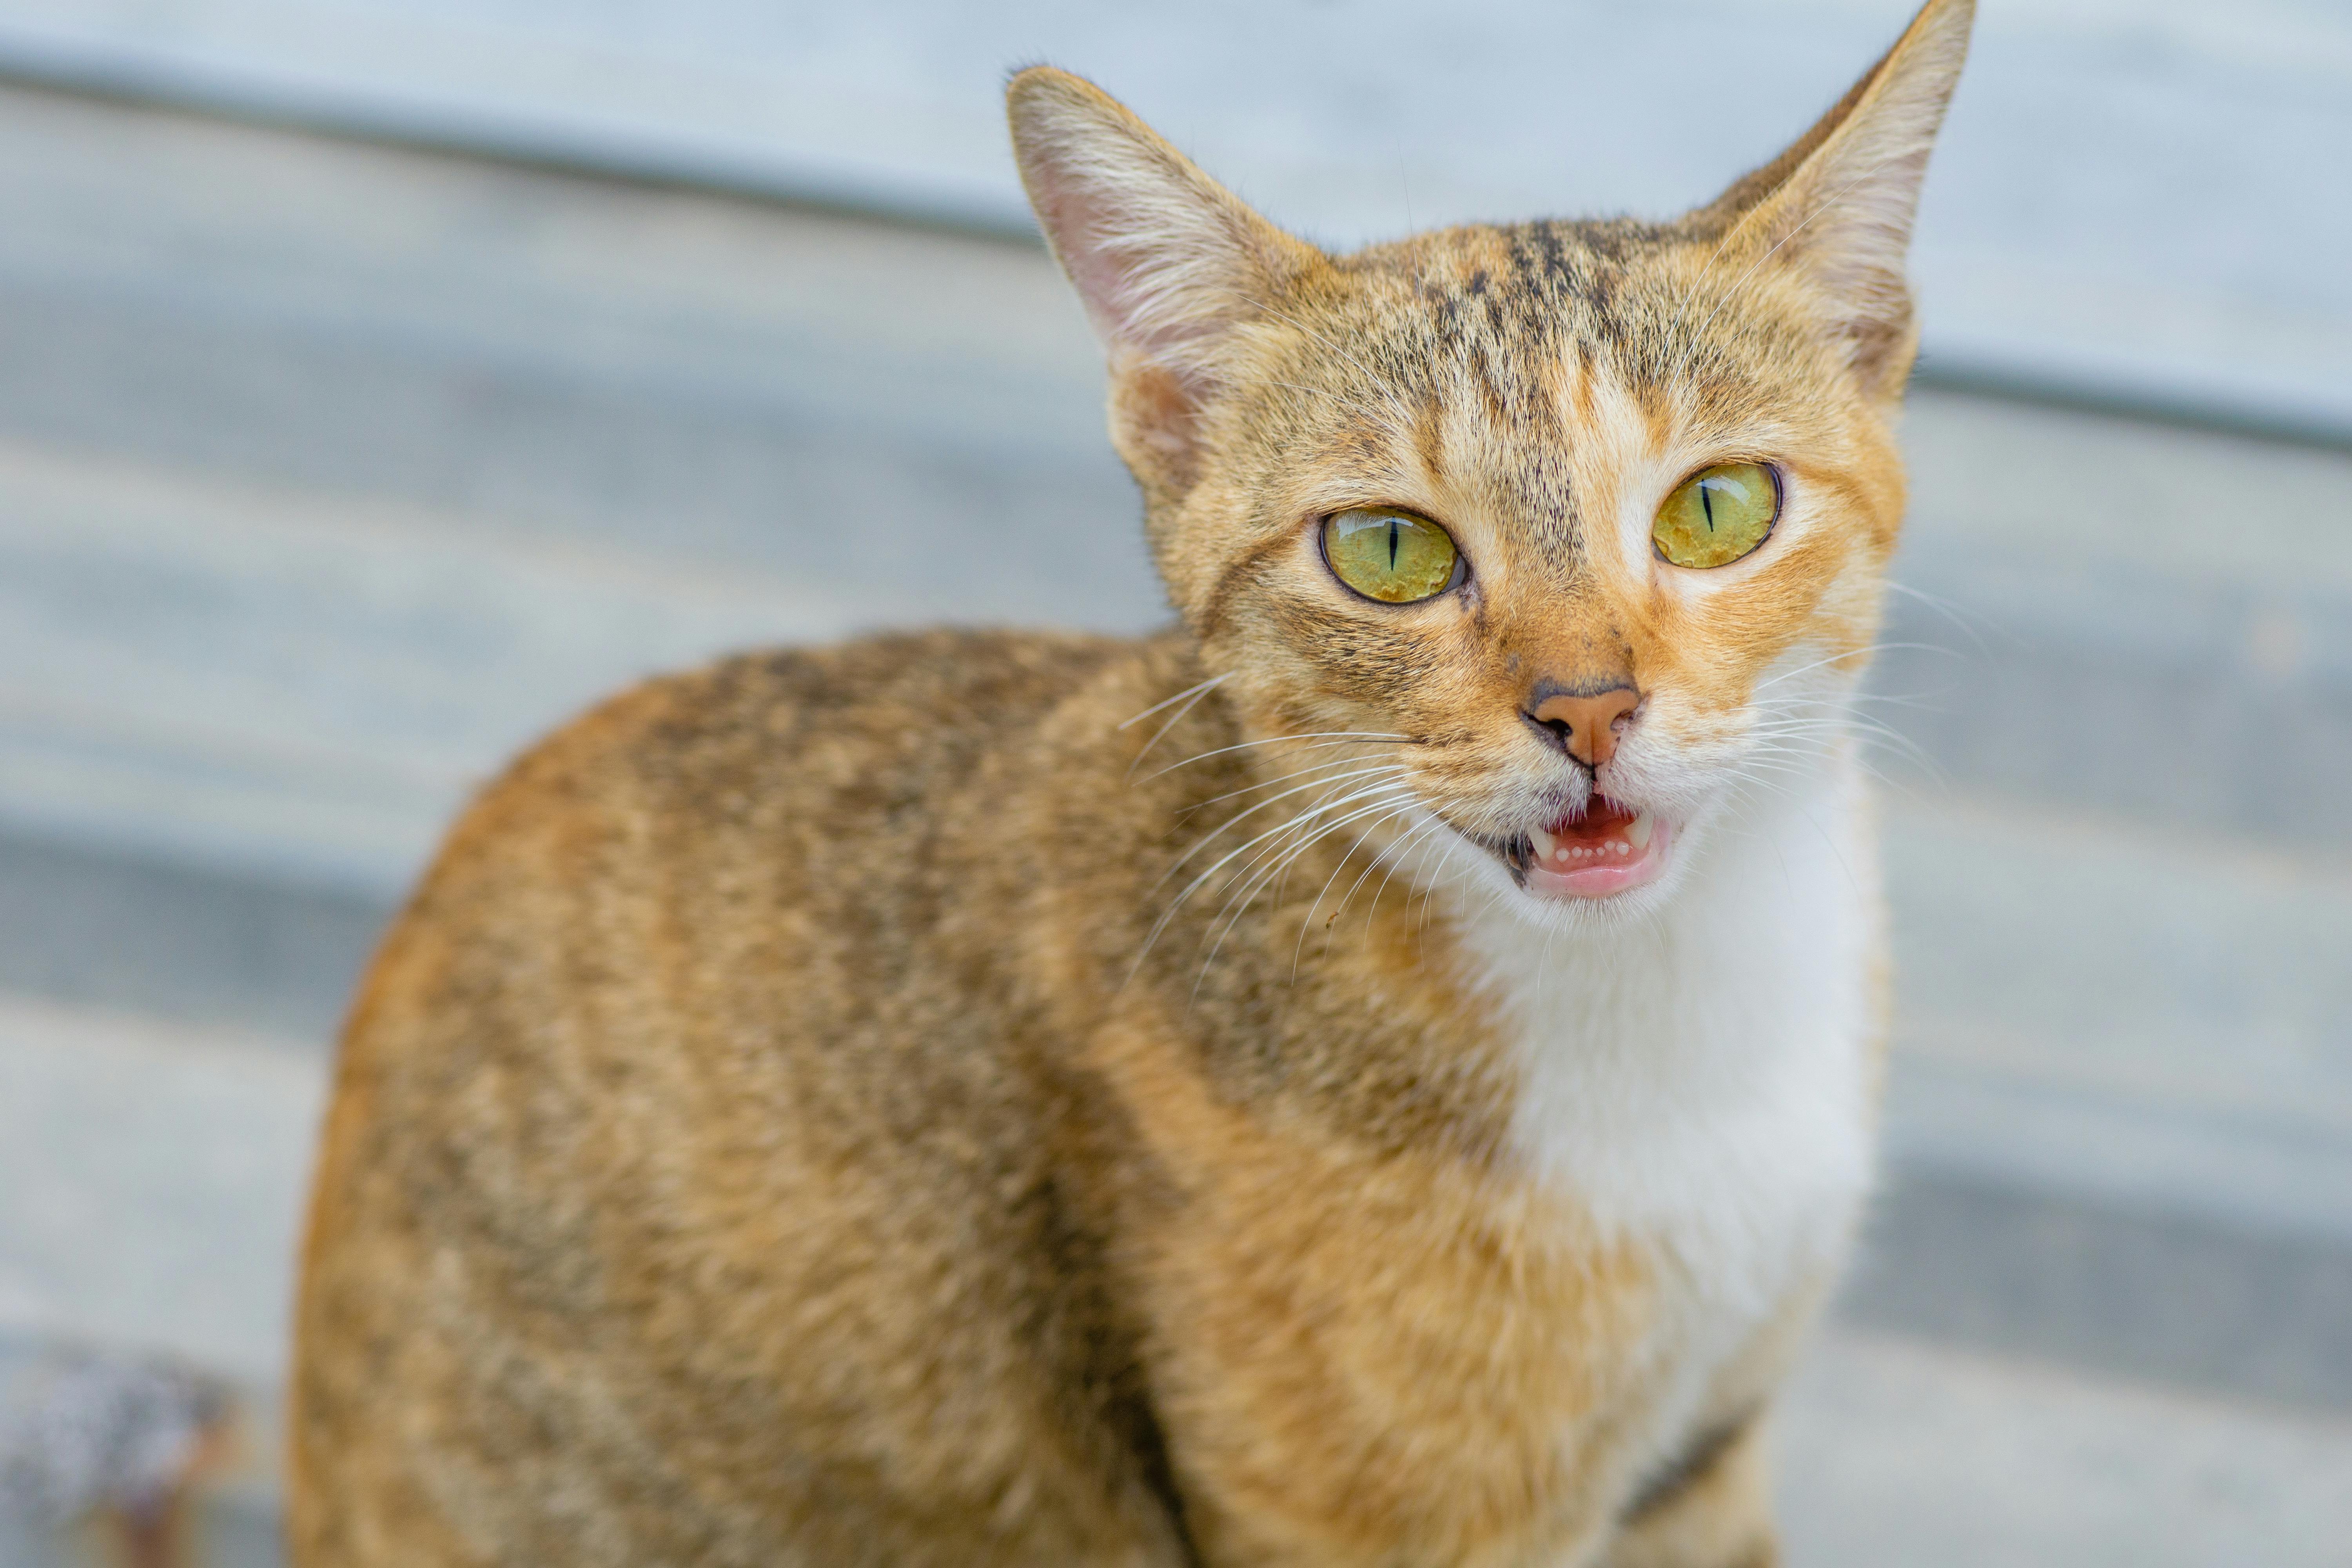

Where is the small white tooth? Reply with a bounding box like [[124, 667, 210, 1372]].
[[1529, 825, 1557, 862], [1627, 811, 1655, 851], [1613, 841, 1630, 857]]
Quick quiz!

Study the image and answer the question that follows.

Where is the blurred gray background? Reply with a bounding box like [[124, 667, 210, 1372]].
[[0, 2, 2346, 1564]]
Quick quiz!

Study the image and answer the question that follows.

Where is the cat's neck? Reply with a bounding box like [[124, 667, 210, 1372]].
[[1437, 731, 1881, 1262]]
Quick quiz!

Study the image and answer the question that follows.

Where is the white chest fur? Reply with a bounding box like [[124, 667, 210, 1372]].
[[1451, 752, 1881, 1472]]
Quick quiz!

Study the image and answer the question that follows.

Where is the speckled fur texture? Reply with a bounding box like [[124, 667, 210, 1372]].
[[289, 3, 1971, 1563]]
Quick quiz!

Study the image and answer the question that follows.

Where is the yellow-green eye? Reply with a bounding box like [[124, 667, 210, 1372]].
[[1653, 462, 1779, 569], [1322, 509, 1462, 603]]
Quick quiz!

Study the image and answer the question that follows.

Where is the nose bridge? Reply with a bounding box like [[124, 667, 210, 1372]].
[[1508, 572, 1637, 683]]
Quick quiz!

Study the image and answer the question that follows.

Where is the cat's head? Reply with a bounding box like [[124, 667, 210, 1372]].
[[1011, 0, 1970, 924]]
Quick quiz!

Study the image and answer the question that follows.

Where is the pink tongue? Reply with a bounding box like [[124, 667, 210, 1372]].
[[1548, 801, 1636, 842]]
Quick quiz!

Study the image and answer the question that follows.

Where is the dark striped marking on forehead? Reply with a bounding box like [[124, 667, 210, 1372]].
[[1321, 219, 1700, 561]]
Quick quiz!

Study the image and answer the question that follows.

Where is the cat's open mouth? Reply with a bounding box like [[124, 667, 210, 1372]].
[[1493, 797, 1671, 900]]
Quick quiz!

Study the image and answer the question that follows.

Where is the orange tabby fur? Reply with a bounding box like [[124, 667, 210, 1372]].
[[290, 3, 1972, 1562]]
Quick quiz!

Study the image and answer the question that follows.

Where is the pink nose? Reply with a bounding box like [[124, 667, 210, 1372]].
[[1526, 687, 1640, 768]]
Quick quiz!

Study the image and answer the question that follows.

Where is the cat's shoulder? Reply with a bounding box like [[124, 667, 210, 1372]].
[[388, 624, 1204, 941], [469, 626, 1179, 812]]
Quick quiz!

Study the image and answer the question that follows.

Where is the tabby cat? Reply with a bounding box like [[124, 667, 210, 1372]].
[[290, 2, 1973, 1562]]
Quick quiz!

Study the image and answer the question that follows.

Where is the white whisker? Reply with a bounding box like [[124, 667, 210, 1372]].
[[1141, 731, 1410, 782], [1136, 779, 1417, 971], [1153, 766, 1411, 895], [1121, 674, 1228, 774], [1190, 793, 1419, 993]]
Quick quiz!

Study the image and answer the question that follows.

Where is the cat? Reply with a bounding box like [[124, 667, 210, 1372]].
[[289, 1, 1971, 1563]]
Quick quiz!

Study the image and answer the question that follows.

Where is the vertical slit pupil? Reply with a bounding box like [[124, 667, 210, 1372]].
[[1387, 518, 1400, 569], [1700, 479, 1717, 533]]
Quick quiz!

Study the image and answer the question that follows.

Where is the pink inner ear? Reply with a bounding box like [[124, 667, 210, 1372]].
[[1016, 105, 1274, 376], [1031, 161, 1202, 364], [1032, 171, 1148, 349]]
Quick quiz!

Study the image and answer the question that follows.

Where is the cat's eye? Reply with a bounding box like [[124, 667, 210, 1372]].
[[1653, 462, 1780, 569], [1321, 508, 1463, 603]]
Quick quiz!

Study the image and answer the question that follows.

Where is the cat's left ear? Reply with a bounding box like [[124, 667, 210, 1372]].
[[1008, 67, 1323, 496], [1690, 0, 1974, 402]]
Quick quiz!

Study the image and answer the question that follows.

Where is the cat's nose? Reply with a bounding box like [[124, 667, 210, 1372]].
[[1524, 685, 1641, 768]]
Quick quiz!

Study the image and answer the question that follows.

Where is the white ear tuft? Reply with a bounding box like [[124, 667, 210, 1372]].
[[1699, 0, 1974, 399]]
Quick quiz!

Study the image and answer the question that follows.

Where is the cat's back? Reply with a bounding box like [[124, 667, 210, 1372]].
[[290, 626, 1203, 1568], [337, 624, 1159, 1100]]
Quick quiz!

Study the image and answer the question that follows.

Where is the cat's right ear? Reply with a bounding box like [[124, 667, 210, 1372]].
[[1008, 67, 1321, 495]]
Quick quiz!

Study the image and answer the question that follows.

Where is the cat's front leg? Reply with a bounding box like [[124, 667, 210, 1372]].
[[1598, 1412, 1778, 1568]]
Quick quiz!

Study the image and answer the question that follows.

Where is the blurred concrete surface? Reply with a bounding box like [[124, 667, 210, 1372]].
[[0, 0, 2345, 437], [1776, 1332, 2352, 1568], [0, 80, 2346, 1565]]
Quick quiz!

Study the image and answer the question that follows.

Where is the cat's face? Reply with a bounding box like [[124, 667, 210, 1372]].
[[1013, 0, 1967, 924], [1169, 230, 1906, 920]]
